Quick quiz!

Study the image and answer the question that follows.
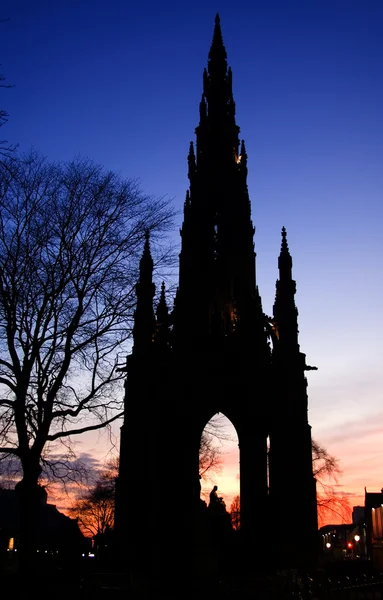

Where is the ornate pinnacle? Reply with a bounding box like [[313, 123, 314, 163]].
[[155, 281, 170, 348], [188, 140, 195, 160], [140, 229, 153, 272], [278, 226, 293, 281], [133, 230, 155, 354], [280, 227, 291, 261], [280, 226, 290, 256], [188, 141, 196, 180], [208, 13, 227, 77], [156, 281, 168, 321]]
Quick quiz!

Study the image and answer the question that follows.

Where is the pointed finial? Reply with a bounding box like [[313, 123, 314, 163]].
[[208, 12, 227, 74], [156, 280, 169, 323], [188, 141, 195, 158], [140, 229, 153, 271], [210, 13, 225, 54], [133, 228, 155, 354], [278, 226, 293, 276], [281, 226, 290, 254]]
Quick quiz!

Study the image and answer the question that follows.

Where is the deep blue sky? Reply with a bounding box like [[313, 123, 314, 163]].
[[1, 1, 383, 509]]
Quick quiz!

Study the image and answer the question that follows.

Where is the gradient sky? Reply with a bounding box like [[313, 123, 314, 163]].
[[1, 1, 382, 520]]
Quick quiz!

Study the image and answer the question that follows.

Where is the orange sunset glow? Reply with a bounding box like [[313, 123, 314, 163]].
[[58, 401, 381, 532]]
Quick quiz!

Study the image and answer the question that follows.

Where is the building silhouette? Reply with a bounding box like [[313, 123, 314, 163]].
[[115, 14, 318, 585], [0, 487, 86, 555], [364, 488, 383, 569]]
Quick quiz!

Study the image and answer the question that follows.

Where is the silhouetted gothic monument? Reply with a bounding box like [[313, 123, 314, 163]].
[[115, 14, 318, 585]]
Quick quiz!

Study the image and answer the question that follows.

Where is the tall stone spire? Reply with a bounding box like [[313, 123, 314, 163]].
[[132, 231, 155, 354], [174, 14, 266, 353], [207, 13, 228, 80], [272, 227, 299, 352], [199, 13, 239, 147], [154, 281, 170, 348], [279, 226, 293, 276]]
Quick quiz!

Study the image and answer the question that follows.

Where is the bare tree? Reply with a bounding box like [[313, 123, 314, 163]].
[[312, 439, 352, 526], [199, 430, 223, 480], [69, 459, 118, 538], [229, 494, 240, 530], [0, 150, 175, 573], [199, 414, 236, 481]]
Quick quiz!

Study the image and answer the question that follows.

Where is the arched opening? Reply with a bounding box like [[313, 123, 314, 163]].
[[199, 413, 240, 529]]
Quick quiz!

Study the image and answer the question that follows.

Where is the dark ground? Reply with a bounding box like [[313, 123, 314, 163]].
[[1, 552, 383, 599]]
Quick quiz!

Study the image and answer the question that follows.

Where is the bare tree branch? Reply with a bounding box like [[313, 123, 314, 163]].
[[68, 458, 118, 537], [199, 414, 235, 481], [312, 438, 352, 526]]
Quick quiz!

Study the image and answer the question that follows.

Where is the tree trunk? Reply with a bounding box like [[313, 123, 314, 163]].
[[15, 476, 45, 579]]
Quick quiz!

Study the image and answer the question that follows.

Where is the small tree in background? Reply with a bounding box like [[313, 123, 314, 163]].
[[230, 494, 240, 530], [312, 439, 352, 526], [69, 415, 231, 531], [199, 430, 223, 480], [69, 458, 118, 538], [199, 414, 236, 482]]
